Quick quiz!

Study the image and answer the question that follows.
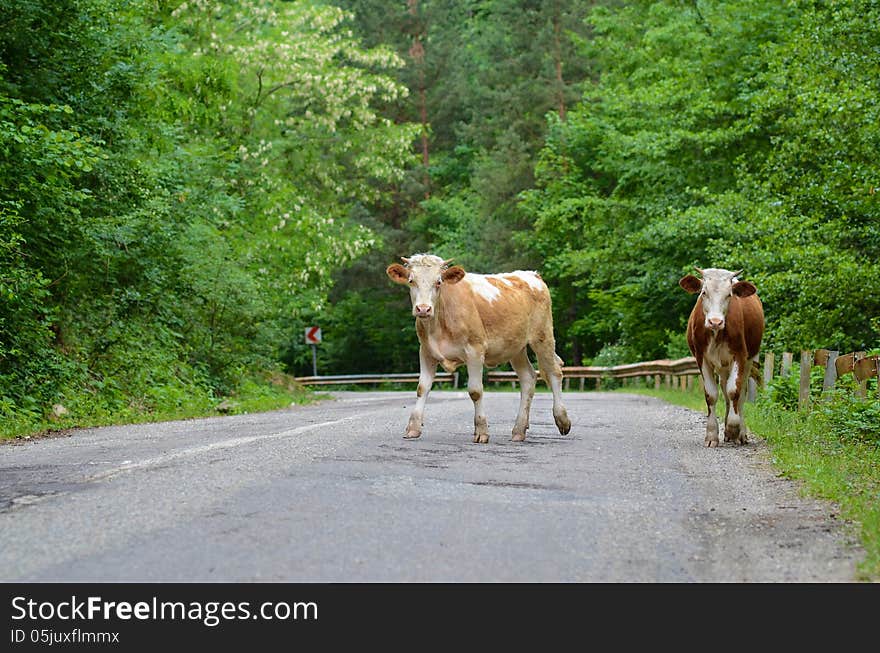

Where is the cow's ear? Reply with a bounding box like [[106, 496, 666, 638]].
[[442, 265, 466, 285], [386, 263, 409, 285], [732, 280, 757, 297], [679, 275, 702, 294]]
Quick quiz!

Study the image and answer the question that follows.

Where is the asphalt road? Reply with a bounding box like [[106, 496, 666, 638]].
[[0, 391, 863, 582]]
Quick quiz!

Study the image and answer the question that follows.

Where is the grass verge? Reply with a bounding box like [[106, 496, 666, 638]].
[[622, 383, 880, 581], [1, 373, 328, 443]]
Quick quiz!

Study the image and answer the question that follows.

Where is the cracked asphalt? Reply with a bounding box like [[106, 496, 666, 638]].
[[0, 391, 864, 582]]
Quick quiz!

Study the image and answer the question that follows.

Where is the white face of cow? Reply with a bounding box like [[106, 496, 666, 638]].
[[387, 254, 466, 319], [679, 267, 757, 332]]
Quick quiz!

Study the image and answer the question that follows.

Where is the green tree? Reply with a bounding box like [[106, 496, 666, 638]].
[[524, 1, 800, 363], [0, 0, 419, 426], [723, 0, 880, 351]]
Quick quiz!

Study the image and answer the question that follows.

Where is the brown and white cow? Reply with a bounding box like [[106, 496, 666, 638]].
[[386, 253, 572, 443], [679, 267, 764, 447]]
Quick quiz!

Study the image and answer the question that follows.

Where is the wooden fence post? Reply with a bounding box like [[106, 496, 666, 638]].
[[822, 350, 839, 394], [747, 377, 757, 402], [763, 352, 775, 385], [798, 350, 812, 411], [782, 352, 793, 376], [654, 374, 661, 390]]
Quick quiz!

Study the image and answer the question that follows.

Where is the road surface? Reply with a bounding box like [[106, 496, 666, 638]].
[[0, 391, 863, 581]]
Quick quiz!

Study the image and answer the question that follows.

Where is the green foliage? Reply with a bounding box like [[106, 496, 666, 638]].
[[524, 0, 880, 363], [819, 392, 880, 445], [319, 287, 417, 374], [763, 372, 801, 412], [663, 329, 691, 360], [590, 343, 631, 390], [0, 0, 417, 434]]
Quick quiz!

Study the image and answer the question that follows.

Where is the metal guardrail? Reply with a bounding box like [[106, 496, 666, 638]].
[[294, 357, 700, 390], [294, 352, 879, 404], [487, 357, 700, 391], [293, 372, 458, 386]]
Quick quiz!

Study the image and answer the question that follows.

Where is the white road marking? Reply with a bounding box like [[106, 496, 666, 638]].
[[86, 414, 365, 483]]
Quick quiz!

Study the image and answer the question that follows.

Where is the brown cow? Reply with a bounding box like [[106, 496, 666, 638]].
[[679, 267, 764, 447], [386, 253, 571, 443]]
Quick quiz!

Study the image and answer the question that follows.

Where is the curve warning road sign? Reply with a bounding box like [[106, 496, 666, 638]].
[[305, 326, 322, 345]]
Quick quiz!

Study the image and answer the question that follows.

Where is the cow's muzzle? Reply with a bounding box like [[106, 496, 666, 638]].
[[706, 317, 724, 331], [414, 304, 433, 318]]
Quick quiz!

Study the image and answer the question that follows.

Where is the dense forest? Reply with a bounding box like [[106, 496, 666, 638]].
[[1, 0, 878, 430]]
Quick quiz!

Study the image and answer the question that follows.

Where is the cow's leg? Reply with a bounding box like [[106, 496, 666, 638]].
[[532, 342, 571, 435], [510, 348, 537, 442], [700, 360, 720, 447], [466, 353, 489, 444], [738, 355, 760, 443], [719, 368, 733, 442], [405, 345, 438, 439], [723, 358, 747, 444]]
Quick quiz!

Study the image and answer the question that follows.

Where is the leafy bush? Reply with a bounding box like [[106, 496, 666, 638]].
[[591, 343, 631, 390], [763, 372, 800, 411], [762, 363, 834, 411], [830, 398, 880, 445], [664, 329, 691, 359], [817, 389, 880, 445]]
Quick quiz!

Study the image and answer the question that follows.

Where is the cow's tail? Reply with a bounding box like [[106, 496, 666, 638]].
[[539, 354, 565, 385], [749, 359, 763, 388]]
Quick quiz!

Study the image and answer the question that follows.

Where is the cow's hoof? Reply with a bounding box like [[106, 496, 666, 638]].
[[724, 423, 743, 444], [404, 431, 421, 440], [554, 412, 572, 435], [511, 431, 526, 442], [474, 432, 489, 444], [705, 437, 719, 448]]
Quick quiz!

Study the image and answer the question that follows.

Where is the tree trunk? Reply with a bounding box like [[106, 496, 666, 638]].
[[551, 6, 567, 122], [567, 298, 581, 365], [408, 0, 430, 197]]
